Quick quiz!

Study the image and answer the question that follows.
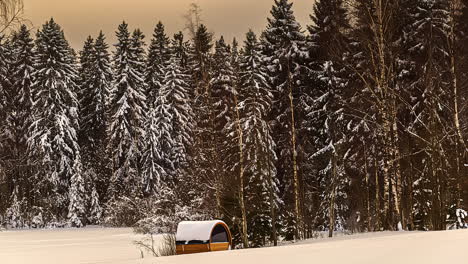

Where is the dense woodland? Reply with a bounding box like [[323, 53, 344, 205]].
[[0, 0, 467, 247]]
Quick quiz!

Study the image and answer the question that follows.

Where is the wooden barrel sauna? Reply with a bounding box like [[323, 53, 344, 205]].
[[175, 220, 232, 255]]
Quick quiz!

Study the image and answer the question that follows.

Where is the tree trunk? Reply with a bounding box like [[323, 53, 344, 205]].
[[448, 1, 467, 209], [328, 152, 338, 238], [266, 132, 278, 246], [391, 108, 402, 229], [233, 92, 249, 248], [375, 159, 381, 231], [288, 67, 302, 240], [364, 141, 372, 232]]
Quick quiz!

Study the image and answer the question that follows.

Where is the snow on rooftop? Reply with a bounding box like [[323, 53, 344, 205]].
[[176, 220, 226, 242]]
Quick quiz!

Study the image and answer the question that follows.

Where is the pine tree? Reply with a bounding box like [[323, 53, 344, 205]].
[[107, 22, 147, 200], [28, 18, 84, 225], [263, 0, 307, 240], [146, 22, 171, 108]]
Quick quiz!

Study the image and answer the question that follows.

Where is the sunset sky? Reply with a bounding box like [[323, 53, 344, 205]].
[[23, 0, 314, 50]]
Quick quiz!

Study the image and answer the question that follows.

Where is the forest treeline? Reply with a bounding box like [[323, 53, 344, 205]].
[[0, 0, 467, 247]]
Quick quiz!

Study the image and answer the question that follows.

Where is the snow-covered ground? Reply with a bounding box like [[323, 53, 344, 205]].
[[0, 227, 154, 264], [1, 228, 466, 264]]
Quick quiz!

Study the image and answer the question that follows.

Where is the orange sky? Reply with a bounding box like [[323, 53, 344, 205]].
[[23, 0, 314, 50]]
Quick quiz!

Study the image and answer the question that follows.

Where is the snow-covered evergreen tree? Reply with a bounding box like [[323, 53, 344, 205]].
[[4, 25, 36, 219], [141, 57, 190, 197], [68, 159, 86, 227], [172, 31, 190, 69], [239, 30, 279, 247], [145, 22, 171, 108], [88, 182, 102, 224], [107, 22, 147, 201], [28, 18, 84, 225], [206, 36, 238, 222], [263, 0, 308, 240], [6, 187, 24, 228], [141, 103, 171, 196], [77, 31, 112, 223], [0, 35, 13, 218], [211, 36, 236, 168], [189, 24, 219, 216], [306, 0, 351, 237], [165, 57, 194, 175], [10, 24, 35, 157], [403, 0, 453, 231], [143, 53, 195, 204], [313, 61, 350, 236]]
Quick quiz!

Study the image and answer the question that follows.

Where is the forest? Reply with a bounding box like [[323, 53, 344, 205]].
[[0, 0, 467, 248]]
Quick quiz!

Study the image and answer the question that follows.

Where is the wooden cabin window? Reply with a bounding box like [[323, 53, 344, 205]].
[[211, 225, 228, 243]]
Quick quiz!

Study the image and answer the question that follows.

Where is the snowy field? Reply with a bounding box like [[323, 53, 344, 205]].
[[0, 228, 467, 264], [0, 227, 153, 264]]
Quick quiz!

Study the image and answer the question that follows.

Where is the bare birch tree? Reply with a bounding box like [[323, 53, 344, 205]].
[[0, 0, 23, 33]]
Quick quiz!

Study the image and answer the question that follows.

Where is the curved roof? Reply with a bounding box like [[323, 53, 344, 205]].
[[176, 220, 228, 242]]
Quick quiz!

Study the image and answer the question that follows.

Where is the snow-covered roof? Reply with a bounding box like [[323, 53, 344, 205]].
[[176, 220, 227, 242]]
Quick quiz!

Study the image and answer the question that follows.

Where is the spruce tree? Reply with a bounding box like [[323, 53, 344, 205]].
[[141, 104, 171, 196], [403, 0, 453, 231], [307, 0, 351, 237], [143, 53, 195, 193], [5, 25, 35, 218], [189, 24, 219, 216], [78, 31, 112, 224], [0, 35, 13, 219], [107, 22, 147, 200], [165, 57, 194, 176], [29, 18, 85, 226], [172, 31, 191, 70], [239, 30, 279, 247], [146, 22, 171, 108], [207, 36, 239, 221], [263, 0, 307, 240], [190, 24, 213, 95]]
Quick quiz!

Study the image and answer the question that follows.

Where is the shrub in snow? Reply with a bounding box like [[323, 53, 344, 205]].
[[6, 189, 25, 229], [447, 207, 468, 230], [134, 234, 176, 258], [29, 206, 45, 228], [104, 196, 146, 227], [456, 209, 467, 229], [133, 189, 209, 235], [134, 204, 194, 235], [31, 213, 44, 229], [87, 183, 102, 225]]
